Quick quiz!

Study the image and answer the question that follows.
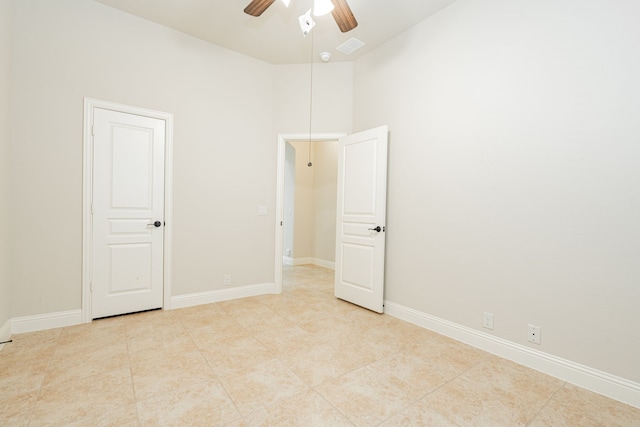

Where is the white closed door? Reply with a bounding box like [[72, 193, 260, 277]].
[[335, 126, 388, 313], [91, 108, 165, 319]]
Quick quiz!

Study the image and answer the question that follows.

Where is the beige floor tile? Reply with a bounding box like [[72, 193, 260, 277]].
[[252, 324, 319, 355], [0, 355, 48, 396], [229, 304, 283, 330], [274, 300, 336, 324], [200, 335, 278, 376], [421, 375, 547, 426], [226, 421, 251, 427], [280, 337, 375, 386], [237, 312, 297, 335], [344, 325, 410, 362], [370, 352, 451, 398], [30, 368, 137, 427], [461, 356, 564, 402], [216, 297, 267, 314], [127, 332, 198, 365], [137, 378, 242, 426], [340, 306, 395, 330], [404, 336, 487, 378], [124, 308, 186, 340], [530, 383, 640, 427], [380, 397, 460, 427], [217, 359, 309, 416], [188, 317, 251, 349], [298, 313, 369, 343], [9, 328, 62, 344], [0, 339, 58, 366], [131, 350, 216, 401], [244, 389, 353, 427], [315, 365, 416, 427], [0, 390, 39, 427], [43, 340, 130, 388], [54, 321, 126, 356], [177, 304, 233, 330]]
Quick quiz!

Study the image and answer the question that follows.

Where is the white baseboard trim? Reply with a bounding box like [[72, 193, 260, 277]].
[[0, 318, 11, 350], [171, 282, 277, 310], [384, 300, 640, 409], [10, 309, 83, 334], [311, 258, 335, 270], [290, 257, 335, 270]]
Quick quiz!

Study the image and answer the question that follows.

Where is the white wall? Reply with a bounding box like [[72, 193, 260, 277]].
[[354, 0, 640, 383], [0, 0, 12, 332], [273, 62, 353, 134], [10, 0, 275, 316]]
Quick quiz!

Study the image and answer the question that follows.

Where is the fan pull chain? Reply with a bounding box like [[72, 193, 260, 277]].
[[307, 29, 314, 167]]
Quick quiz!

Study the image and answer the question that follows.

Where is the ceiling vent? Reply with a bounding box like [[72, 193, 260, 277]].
[[336, 37, 365, 55]]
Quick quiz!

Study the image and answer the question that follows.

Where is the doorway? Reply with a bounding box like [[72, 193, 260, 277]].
[[275, 133, 345, 293], [82, 98, 174, 323]]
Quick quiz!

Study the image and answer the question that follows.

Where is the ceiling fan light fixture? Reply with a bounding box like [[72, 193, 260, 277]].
[[313, 0, 334, 16], [280, 0, 291, 7], [298, 9, 316, 36]]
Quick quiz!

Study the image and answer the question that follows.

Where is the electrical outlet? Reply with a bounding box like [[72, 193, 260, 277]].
[[224, 274, 231, 286], [528, 324, 541, 344], [483, 312, 494, 330]]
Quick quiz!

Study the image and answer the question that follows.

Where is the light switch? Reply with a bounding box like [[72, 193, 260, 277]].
[[258, 205, 268, 216]]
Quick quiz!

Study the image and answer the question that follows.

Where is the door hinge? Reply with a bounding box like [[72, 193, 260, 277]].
[[91, 125, 94, 136], [90, 282, 93, 293]]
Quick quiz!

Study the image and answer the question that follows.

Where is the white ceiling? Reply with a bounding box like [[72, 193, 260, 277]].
[[93, 0, 457, 64]]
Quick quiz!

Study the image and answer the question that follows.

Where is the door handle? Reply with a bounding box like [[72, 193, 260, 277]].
[[148, 221, 162, 228], [368, 226, 382, 232]]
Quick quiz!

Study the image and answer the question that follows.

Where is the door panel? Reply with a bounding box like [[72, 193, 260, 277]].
[[335, 126, 388, 313], [92, 108, 165, 319], [108, 243, 152, 294]]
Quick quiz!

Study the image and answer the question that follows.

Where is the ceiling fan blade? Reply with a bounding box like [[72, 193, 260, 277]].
[[331, 0, 358, 32], [244, 0, 276, 17]]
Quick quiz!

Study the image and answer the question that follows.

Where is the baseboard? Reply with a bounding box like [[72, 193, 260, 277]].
[[291, 257, 335, 270], [384, 300, 640, 409], [10, 309, 83, 334], [171, 282, 277, 310], [0, 318, 11, 351], [311, 258, 335, 270]]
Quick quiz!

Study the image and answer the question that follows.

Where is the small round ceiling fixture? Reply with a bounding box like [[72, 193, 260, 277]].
[[319, 51, 331, 62]]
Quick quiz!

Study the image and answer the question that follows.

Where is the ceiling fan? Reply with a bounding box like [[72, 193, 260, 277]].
[[244, 0, 358, 33]]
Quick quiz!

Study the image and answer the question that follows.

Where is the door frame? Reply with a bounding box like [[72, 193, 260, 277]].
[[82, 98, 174, 323], [274, 132, 345, 294]]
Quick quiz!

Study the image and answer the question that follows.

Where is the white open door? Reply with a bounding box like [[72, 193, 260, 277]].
[[91, 108, 166, 319], [335, 126, 388, 313]]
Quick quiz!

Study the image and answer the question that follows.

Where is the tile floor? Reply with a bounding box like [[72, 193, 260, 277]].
[[1, 264, 639, 426]]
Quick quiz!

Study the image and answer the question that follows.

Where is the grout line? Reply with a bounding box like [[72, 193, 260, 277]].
[[524, 381, 567, 426], [123, 323, 141, 425]]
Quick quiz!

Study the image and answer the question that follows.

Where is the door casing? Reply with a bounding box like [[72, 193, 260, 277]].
[[275, 133, 345, 293], [82, 98, 174, 323]]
